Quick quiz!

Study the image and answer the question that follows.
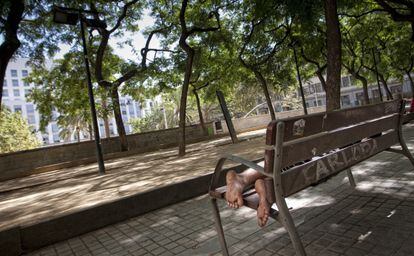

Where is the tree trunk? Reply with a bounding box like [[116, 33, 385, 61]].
[[352, 72, 370, 105], [406, 71, 414, 98], [316, 70, 327, 92], [76, 128, 81, 143], [178, 48, 194, 156], [88, 124, 93, 140], [253, 70, 276, 120], [103, 118, 110, 138], [102, 98, 111, 138], [324, 0, 342, 111], [110, 87, 129, 151], [0, 0, 25, 110], [193, 89, 208, 135], [379, 74, 393, 100]]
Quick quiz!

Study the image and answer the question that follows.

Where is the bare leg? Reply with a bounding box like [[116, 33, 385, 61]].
[[255, 179, 270, 227], [225, 169, 265, 208]]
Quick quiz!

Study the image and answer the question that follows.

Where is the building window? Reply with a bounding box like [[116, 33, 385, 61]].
[[22, 70, 28, 77], [2, 89, 8, 97], [53, 134, 60, 143], [52, 124, 59, 132], [314, 83, 323, 92], [317, 100, 322, 106], [24, 81, 30, 87], [28, 115, 36, 124], [13, 89, 20, 97], [128, 105, 135, 116], [3, 80, 7, 87], [14, 105, 22, 112], [303, 86, 310, 96], [12, 79, 19, 87], [308, 85, 315, 94], [11, 69, 17, 77], [341, 76, 350, 87], [355, 92, 364, 106], [341, 95, 351, 106], [26, 104, 35, 113], [24, 89, 31, 96], [371, 89, 380, 99]]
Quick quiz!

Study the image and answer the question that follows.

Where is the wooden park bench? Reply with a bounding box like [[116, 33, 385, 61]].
[[209, 99, 414, 256]]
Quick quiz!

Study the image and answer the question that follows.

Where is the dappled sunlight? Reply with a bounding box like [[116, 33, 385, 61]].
[[357, 231, 372, 242], [0, 130, 268, 230], [3, 123, 414, 256], [22, 125, 414, 255]]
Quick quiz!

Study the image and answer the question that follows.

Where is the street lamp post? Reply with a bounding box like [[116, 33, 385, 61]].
[[53, 6, 106, 175]]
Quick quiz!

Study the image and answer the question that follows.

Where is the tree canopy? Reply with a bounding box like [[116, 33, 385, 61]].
[[2, 0, 414, 155], [0, 106, 40, 153]]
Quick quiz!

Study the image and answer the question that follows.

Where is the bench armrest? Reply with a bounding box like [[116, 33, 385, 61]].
[[209, 154, 272, 192]]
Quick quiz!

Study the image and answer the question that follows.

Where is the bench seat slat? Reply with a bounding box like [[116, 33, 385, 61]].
[[281, 131, 399, 196], [281, 114, 399, 169]]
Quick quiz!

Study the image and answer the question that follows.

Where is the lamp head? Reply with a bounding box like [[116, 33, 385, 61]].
[[53, 6, 79, 25]]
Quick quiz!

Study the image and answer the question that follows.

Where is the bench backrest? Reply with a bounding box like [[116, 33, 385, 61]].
[[264, 99, 404, 196]]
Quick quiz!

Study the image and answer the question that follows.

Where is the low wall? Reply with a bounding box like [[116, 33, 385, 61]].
[[0, 124, 214, 182], [217, 106, 325, 134]]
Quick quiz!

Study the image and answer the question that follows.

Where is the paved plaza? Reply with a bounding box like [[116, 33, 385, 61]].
[[24, 126, 414, 255], [0, 130, 266, 230]]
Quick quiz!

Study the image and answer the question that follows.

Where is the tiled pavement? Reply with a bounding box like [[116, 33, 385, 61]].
[[26, 127, 414, 256]]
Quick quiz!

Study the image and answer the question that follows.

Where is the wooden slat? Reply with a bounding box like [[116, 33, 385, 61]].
[[281, 131, 399, 196], [322, 99, 400, 131], [280, 114, 399, 169], [265, 100, 401, 145]]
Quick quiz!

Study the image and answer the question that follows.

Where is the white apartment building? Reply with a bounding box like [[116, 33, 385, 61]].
[[302, 75, 413, 108], [2, 58, 156, 145]]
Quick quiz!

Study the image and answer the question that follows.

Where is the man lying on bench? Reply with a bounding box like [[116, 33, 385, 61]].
[[226, 169, 271, 227]]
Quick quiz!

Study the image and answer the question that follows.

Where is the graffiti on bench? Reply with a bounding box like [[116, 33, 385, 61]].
[[282, 132, 398, 196]]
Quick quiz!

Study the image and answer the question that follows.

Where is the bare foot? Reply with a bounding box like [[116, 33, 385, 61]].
[[225, 170, 245, 208], [255, 179, 270, 227]]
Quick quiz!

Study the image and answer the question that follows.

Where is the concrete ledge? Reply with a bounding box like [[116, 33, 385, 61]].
[[0, 159, 260, 255], [0, 133, 226, 183], [0, 124, 215, 182]]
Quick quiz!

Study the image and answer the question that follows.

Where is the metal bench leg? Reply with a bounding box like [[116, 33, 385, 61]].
[[210, 198, 229, 256], [400, 140, 414, 167], [398, 105, 414, 167], [347, 169, 356, 188], [272, 122, 306, 256], [273, 186, 306, 256]]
